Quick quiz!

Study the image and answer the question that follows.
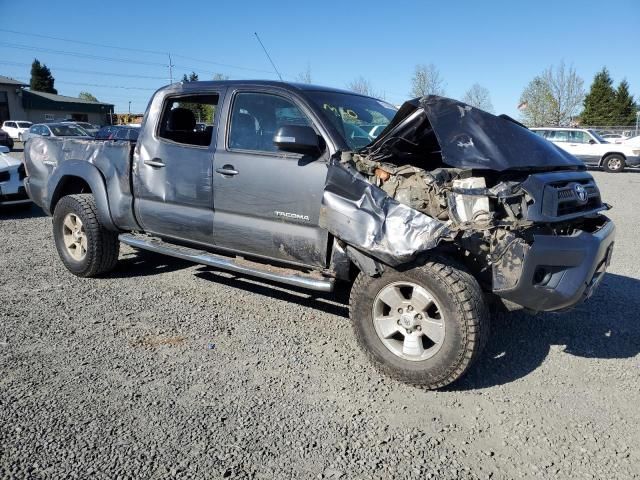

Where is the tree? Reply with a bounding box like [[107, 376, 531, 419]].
[[462, 84, 494, 113], [30, 59, 57, 94], [542, 61, 584, 125], [581, 67, 617, 126], [518, 62, 584, 126], [348, 76, 376, 96], [78, 91, 98, 102], [180, 72, 214, 123], [613, 80, 637, 126], [296, 64, 312, 84], [410, 63, 445, 98], [519, 76, 556, 127], [212, 73, 229, 81]]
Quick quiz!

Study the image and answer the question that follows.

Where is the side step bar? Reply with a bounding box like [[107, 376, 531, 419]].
[[118, 234, 335, 292]]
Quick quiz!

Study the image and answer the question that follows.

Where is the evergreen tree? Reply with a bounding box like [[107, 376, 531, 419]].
[[581, 68, 616, 125], [30, 59, 57, 94], [613, 80, 637, 126]]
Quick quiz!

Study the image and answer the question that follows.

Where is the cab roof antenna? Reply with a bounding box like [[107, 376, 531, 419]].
[[254, 32, 283, 82]]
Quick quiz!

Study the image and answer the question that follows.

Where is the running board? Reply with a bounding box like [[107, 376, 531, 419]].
[[118, 234, 335, 292]]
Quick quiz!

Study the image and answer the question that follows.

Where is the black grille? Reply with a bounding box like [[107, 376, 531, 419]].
[[551, 181, 602, 218], [18, 164, 26, 180], [0, 171, 9, 182]]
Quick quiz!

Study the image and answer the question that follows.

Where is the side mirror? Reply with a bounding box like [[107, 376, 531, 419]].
[[273, 125, 320, 153], [589, 139, 596, 144]]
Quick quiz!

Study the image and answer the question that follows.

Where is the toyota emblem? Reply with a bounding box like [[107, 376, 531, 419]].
[[574, 184, 588, 203]]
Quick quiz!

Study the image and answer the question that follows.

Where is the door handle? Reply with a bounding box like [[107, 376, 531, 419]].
[[144, 158, 165, 168], [216, 164, 239, 176]]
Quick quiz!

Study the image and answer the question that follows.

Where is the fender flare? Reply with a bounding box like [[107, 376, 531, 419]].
[[47, 160, 118, 231]]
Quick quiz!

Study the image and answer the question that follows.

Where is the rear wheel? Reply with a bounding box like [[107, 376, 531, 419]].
[[53, 194, 119, 277], [349, 256, 489, 389], [603, 154, 625, 172]]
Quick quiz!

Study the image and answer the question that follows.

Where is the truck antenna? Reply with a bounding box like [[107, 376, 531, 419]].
[[168, 52, 174, 83], [254, 32, 283, 82]]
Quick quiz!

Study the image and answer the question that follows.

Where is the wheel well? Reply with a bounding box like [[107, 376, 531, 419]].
[[600, 152, 626, 165], [50, 176, 92, 212]]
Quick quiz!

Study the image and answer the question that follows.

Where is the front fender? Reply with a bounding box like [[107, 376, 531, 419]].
[[48, 161, 117, 231]]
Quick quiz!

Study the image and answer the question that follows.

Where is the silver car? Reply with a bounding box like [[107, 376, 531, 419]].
[[23, 122, 92, 142], [0, 145, 30, 207]]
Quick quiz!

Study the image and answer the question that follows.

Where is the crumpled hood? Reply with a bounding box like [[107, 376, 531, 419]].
[[0, 153, 22, 171], [364, 96, 583, 172]]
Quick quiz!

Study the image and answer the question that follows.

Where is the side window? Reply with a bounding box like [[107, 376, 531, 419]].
[[7, 122, 16, 128], [158, 93, 219, 147], [568, 130, 588, 143], [548, 130, 568, 142], [228, 92, 311, 152]]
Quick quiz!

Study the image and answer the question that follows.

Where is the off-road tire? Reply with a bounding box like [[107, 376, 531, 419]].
[[349, 256, 489, 389], [53, 194, 119, 277], [602, 154, 625, 173]]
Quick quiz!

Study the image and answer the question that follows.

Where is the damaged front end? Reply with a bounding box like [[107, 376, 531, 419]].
[[320, 96, 615, 312]]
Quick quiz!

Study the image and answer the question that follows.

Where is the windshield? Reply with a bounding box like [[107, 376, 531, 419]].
[[306, 91, 397, 150], [588, 129, 607, 143], [17, 122, 32, 128], [50, 125, 89, 136]]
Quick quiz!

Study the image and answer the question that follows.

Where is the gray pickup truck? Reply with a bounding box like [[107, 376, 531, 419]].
[[24, 80, 615, 388]]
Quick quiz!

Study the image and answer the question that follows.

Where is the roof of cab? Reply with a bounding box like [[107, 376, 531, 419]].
[[158, 80, 371, 97]]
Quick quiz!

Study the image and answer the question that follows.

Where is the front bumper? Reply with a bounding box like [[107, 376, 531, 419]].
[[0, 177, 31, 206], [492, 216, 615, 312]]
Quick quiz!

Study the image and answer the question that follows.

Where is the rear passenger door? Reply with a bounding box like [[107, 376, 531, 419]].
[[212, 90, 329, 268], [133, 91, 222, 245]]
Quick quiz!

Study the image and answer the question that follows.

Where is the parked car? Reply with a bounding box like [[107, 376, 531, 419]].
[[600, 133, 626, 143], [531, 127, 640, 172], [24, 81, 615, 389], [94, 125, 140, 141], [61, 121, 99, 137], [0, 129, 14, 150], [23, 123, 92, 142], [623, 135, 640, 147], [0, 146, 30, 207], [1, 120, 33, 141]]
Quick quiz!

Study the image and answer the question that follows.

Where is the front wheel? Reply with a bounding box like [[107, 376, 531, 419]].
[[53, 194, 120, 277], [603, 154, 625, 173], [349, 257, 489, 389]]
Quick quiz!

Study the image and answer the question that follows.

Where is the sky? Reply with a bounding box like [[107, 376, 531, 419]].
[[0, 0, 638, 116]]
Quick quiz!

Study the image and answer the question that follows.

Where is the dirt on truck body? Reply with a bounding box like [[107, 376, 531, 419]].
[[23, 82, 616, 388]]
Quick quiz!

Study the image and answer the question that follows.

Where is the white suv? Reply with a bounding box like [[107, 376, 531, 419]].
[[531, 127, 640, 172], [1, 121, 33, 142]]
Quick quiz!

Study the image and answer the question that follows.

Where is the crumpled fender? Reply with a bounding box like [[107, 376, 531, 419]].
[[48, 160, 117, 231], [319, 159, 452, 267]]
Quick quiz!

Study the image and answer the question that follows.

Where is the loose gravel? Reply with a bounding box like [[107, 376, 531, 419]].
[[1, 161, 639, 479]]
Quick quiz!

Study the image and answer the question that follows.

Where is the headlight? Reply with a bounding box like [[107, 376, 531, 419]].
[[632, 149, 640, 156]]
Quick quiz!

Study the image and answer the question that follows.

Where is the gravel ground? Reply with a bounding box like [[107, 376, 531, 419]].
[[1, 151, 639, 478]]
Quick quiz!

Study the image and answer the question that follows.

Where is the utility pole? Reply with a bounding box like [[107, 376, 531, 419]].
[[168, 53, 174, 83], [636, 110, 640, 137], [128, 101, 131, 115]]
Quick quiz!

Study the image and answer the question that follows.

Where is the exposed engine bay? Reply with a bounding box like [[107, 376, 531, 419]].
[[320, 96, 612, 302]]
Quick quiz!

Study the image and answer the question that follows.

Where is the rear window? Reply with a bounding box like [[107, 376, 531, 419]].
[[17, 122, 32, 128]]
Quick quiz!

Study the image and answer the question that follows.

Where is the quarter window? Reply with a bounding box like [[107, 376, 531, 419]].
[[228, 92, 311, 152]]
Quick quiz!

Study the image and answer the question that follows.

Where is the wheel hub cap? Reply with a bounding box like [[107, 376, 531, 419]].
[[372, 281, 446, 362], [62, 213, 87, 261]]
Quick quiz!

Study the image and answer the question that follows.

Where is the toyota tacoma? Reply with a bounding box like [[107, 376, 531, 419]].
[[23, 80, 615, 388]]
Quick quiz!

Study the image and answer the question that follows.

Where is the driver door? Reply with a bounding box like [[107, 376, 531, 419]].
[[211, 90, 329, 268]]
